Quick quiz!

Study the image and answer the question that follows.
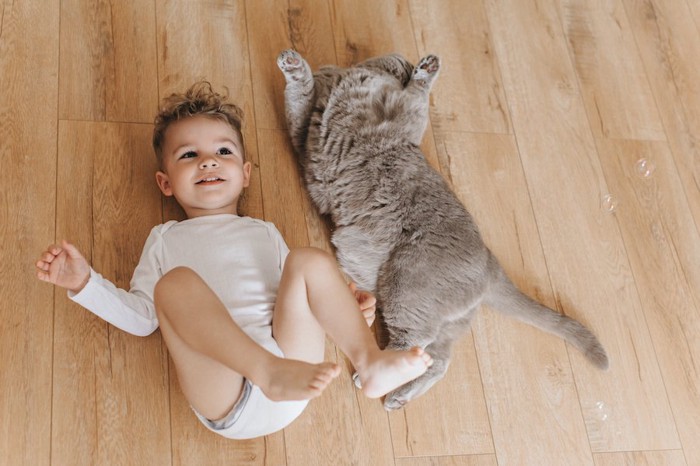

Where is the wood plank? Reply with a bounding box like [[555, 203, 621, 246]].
[[397, 455, 498, 466], [593, 450, 687, 466], [409, 0, 511, 134], [53, 121, 171, 465], [484, 0, 679, 452], [565, 3, 700, 461], [59, 0, 158, 122], [444, 132, 594, 465], [594, 139, 700, 465], [559, 0, 665, 140], [51, 121, 99, 466], [329, 0, 416, 66], [258, 129, 395, 466], [91, 122, 170, 465], [0, 1, 58, 464], [389, 335, 493, 457], [156, 0, 263, 220], [6, 1, 700, 463], [246, 0, 337, 131], [622, 0, 700, 233]]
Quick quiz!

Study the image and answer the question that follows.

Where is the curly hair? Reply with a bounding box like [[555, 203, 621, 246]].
[[153, 81, 245, 168]]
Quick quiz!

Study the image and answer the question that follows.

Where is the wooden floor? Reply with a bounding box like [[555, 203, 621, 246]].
[[2, 0, 699, 465]]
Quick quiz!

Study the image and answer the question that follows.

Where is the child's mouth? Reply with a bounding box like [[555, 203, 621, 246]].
[[196, 177, 224, 185]]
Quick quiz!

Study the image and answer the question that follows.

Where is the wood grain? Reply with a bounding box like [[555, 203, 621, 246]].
[[0, 1, 58, 465], [4, 0, 700, 464], [622, 0, 700, 231], [397, 455, 498, 466], [52, 122, 171, 465], [484, 0, 679, 451], [409, 0, 511, 134], [593, 450, 687, 466], [445, 132, 594, 465], [59, 0, 158, 122], [563, 2, 700, 461], [246, 0, 337, 131]]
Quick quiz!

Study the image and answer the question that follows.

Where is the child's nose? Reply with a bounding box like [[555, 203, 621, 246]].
[[199, 156, 219, 169]]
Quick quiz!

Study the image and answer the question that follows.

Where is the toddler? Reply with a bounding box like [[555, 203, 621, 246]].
[[35, 82, 431, 439]]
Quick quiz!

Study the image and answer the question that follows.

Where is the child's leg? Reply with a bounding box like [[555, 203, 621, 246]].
[[153, 267, 340, 420], [272, 248, 433, 399]]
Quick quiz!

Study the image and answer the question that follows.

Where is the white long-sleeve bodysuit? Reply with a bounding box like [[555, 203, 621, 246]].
[[69, 214, 307, 439]]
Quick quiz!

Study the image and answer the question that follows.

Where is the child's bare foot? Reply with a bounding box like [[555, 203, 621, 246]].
[[260, 358, 340, 401], [355, 347, 433, 399]]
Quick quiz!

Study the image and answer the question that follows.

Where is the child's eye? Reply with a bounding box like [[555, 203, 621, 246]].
[[179, 151, 197, 159], [216, 147, 233, 155]]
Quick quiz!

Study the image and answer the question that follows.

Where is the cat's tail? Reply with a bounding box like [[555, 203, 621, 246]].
[[483, 261, 609, 370]]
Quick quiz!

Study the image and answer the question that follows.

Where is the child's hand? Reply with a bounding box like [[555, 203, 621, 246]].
[[36, 240, 91, 293], [349, 282, 376, 326]]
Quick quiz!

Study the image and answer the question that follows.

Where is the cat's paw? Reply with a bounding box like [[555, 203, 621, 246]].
[[411, 55, 441, 90], [277, 49, 305, 75]]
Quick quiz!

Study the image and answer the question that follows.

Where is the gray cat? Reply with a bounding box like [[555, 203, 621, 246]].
[[277, 49, 608, 410]]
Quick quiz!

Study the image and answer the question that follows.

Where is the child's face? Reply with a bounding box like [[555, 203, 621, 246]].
[[156, 115, 251, 218]]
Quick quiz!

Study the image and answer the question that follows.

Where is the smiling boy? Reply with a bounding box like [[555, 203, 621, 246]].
[[35, 82, 432, 439]]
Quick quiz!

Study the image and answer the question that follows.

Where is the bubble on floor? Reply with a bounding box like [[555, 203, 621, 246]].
[[595, 401, 609, 421], [635, 158, 656, 179], [602, 194, 618, 213]]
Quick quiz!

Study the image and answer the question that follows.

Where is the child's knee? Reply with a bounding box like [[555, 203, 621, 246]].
[[285, 247, 336, 273], [154, 266, 199, 304]]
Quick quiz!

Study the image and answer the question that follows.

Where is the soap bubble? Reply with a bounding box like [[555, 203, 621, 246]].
[[602, 194, 618, 213], [595, 401, 609, 422], [635, 158, 656, 179]]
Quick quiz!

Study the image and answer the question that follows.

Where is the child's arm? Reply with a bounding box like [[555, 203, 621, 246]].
[[36, 236, 161, 336], [36, 240, 91, 293]]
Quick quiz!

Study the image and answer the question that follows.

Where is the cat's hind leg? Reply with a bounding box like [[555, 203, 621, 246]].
[[383, 339, 452, 410], [277, 49, 315, 153]]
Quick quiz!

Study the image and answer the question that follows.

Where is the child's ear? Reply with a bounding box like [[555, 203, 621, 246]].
[[242, 161, 252, 188], [156, 171, 173, 196]]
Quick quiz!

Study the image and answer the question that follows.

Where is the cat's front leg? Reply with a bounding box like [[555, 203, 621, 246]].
[[277, 49, 312, 84], [277, 49, 315, 152], [394, 55, 441, 144], [408, 54, 441, 92]]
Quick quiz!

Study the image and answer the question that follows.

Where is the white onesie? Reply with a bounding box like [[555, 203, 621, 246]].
[[69, 214, 308, 438]]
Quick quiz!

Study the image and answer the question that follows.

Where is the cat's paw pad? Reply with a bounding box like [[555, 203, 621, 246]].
[[277, 49, 304, 73], [412, 55, 440, 88]]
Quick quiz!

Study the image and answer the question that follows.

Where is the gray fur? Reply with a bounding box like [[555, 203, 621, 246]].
[[277, 50, 608, 410]]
